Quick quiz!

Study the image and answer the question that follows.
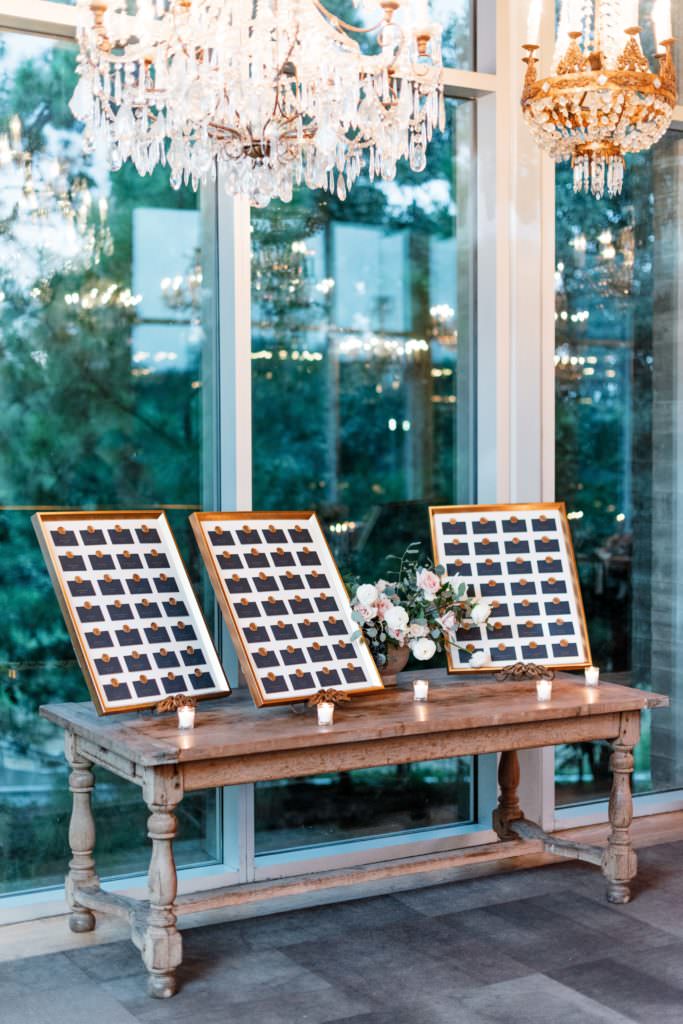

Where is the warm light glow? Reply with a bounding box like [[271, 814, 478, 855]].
[[527, 0, 543, 44], [177, 705, 196, 730], [536, 678, 553, 702], [621, 1, 640, 32], [653, 0, 673, 45], [585, 665, 600, 687], [317, 702, 335, 727], [413, 678, 429, 702]]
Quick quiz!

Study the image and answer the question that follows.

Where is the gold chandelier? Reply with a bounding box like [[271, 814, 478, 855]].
[[521, 1, 677, 198]]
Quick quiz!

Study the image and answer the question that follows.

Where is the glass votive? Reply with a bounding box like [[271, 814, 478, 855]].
[[536, 678, 553, 702], [177, 705, 196, 730], [413, 679, 429, 702], [585, 665, 600, 687], [317, 701, 335, 726]]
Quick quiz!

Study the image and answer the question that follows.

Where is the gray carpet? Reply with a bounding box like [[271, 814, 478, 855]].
[[3, 841, 683, 1023]]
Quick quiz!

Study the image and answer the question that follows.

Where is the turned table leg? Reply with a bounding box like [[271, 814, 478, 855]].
[[492, 749, 524, 840], [141, 767, 183, 998], [65, 733, 99, 933], [603, 712, 639, 904]]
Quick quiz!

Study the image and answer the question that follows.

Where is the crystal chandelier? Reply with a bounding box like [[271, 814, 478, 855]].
[[69, 0, 444, 207], [521, 0, 677, 199]]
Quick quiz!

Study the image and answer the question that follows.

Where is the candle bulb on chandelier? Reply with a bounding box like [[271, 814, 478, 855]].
[[527, 0, 543, 44], [9, 114, 21, 151], [414, 0, 429, 27], [622, 1, 640, 31], [653, 0, 673, 45]]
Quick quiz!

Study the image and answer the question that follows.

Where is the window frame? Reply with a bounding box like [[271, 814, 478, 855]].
[[6, 0, 683, 921]]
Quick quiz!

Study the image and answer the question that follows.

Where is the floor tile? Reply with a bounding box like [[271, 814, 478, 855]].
[[105, 947, 332, 1016], [283, 923, 484, 1012], [436, 897, 609, 974], [334, 1003, 482, 1024], [550, 955, 683, 1024], [240, 894, 416, 952], [113, 976, 369, 1024], [0, 982, 139, 1024], [395, 865, 581, 917], [0, 950, 91, 998], [505, 890, 675, 956], [459, 972, 637, 1024], [66, 939, 145, 982]]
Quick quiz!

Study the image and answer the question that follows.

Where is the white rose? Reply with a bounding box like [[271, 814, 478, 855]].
[[411, 637, 437, 661], [356, 583, 379, 606], [470, 650, 490, 668], [384, 605, 409, 632], [471, 602, 491, 625], [409, 622, 429, 638]]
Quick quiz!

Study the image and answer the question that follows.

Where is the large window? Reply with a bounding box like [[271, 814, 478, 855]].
[[0, 34, 219, 893], [554, 134, 683, 806], [251, 99, 477, 855]]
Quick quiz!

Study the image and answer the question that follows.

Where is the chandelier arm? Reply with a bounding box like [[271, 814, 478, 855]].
[[313, 0, 384, 37]]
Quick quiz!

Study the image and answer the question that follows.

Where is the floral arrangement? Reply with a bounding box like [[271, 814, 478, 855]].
[[350, 544, 491, 669]]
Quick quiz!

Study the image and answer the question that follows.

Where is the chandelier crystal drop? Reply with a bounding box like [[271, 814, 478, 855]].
[[69, 0, 445, 207], [521, 0, 677, 199]]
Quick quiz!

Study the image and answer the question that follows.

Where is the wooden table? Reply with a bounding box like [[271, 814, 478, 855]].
[[41, 671, 667, 999]]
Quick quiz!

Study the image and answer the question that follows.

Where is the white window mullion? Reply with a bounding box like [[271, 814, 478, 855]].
[[215, 185, 256, 882], [0, 0, 75, 39]]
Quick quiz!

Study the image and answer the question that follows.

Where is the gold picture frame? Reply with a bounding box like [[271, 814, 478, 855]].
[[429, 502, 592, 674], [33, 510, 231, 715], [190, 510, 384, 707]]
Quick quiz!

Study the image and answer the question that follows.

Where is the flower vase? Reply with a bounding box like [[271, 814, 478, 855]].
[[379, 645, 410, 687]]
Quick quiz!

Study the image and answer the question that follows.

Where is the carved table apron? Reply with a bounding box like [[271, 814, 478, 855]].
[[41, 671, 668, 998]]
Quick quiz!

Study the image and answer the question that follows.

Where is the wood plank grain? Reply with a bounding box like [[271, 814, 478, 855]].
[[173, 838, 542, 916], [40, 669, 668, 769], [180, 714, 623, 789]]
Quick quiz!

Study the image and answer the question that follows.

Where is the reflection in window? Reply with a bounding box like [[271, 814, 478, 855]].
[[555, 134, 683, 806], [252, 100, 476, 854], [0, 35, 218, 894], [316, 1, 473, 69]]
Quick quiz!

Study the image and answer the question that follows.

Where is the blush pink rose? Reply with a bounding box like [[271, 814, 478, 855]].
[[356, 604, 377, 622], [416, 568, 440, 597], [377, 596, 394, 620]]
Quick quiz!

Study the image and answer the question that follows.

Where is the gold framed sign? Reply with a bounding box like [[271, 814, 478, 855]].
[[429, 502, 591, 673], [33, 510, 231, 715], [190, 510, 384, 707]]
